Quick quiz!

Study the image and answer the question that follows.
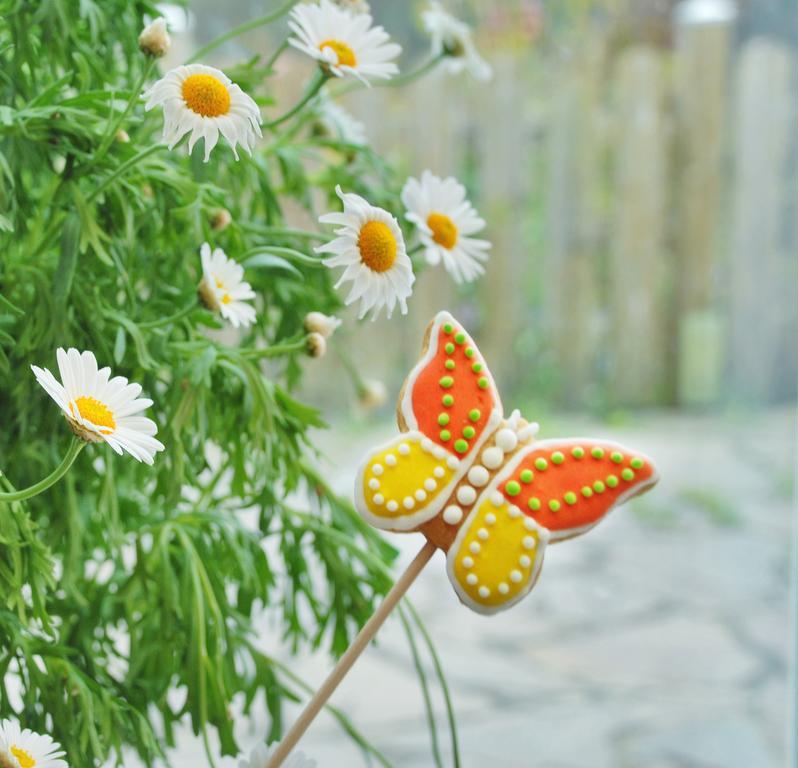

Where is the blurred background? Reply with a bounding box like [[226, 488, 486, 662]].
[[154, 1, 798, 766]]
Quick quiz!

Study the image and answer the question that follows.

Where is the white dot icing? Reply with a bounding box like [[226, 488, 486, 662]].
[[522, 536, 536, 550], [510, 570, 522, 583], [421, 437, 435, 453], [491, 491, 504, 507], [485, 512, 496, 525], [403, 496, 415, 510], [415, 489, 427, 502], [495, 428, 518, 453], [478, 586, 490, 598], [433, 466, 445, 479], [385, 454, 397, 467], [477, 528, 489, 541], [469, 541, 481, 554], [462, 556, 474, 568], [508, 506, 521, 518], [368, 478, 380, 490], [424, 478, 437, 492], [482, 446, 503, 469], [498, 583, 509, 595], [466, 573, 478, 586], [387, 500, 398, 512], [373, 494, 384, 506], [468, 465, 490, 487], [446, 456, 460, 470], [398, 443, 410, 456], [372, 464, 383, 476], [434, 446, 446, 460], [523, 518, 537, 531], [456, 485, 477, 506], [443, 505, 463, 525], [519, 555, 531, 568]]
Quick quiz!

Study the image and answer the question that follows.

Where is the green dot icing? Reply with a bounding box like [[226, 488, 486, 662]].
[[591, 447, 605, 459], [564, 491, 577, 505], [551, 451, 564, 465], [438, 413, 450, 426], [443, 323, 453, 334], [630, 457, 644, 469], [472, 362, 483, 373], [622, 468, 635, 481], [439, 376, 454, 389], [593, 480, 606, 493], [611, 451, 623, 464], [445, 359, 455, 370], [581, 486, 593, 498], [440, 429, 451, 441], [606, 475, 619, 488], [477, 377, 489, 389], [506, 480, 521, 497], [442, 394, 454, 407], [465, 347, 475, 358], [520, 469, 534, 483], [549, 499, 561, 512], [528, 497, 541, 511], [454, 439, 468, 454], [468, 408, 481, 422], [455, 332, 466, 345], [572, 446, 585, 459], [445, 342, 455, 354], [463, 426, 476, 439], [534, 457, 548, 471]]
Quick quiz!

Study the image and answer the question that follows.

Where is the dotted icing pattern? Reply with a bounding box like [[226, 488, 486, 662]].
[[361, 432, 458, 525], [448, 491, 548, 612], [410, 320, 497, 458], [499, 440, 656, 540]]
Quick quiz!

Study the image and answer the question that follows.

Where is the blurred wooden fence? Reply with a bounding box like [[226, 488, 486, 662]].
[[343, 12, 798, 408]]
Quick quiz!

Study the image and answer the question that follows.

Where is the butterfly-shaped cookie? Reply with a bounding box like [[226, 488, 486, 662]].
[[354, 311, 659, 615]]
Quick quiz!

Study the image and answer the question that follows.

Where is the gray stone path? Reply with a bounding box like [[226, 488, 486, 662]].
[[120, 409, 794, 767]]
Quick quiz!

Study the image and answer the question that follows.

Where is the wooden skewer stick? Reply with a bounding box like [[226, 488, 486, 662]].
[[265, 540, 438, 768]]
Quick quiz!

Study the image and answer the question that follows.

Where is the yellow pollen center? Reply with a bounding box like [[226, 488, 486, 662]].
[[181, 74, 231, 117], [11, 746, 36, 768], [75, 396, 116, 431], [221, 293, 232, 304], [358, 221, 397, 273], [319, 39, 357, 67], [427, 212, 458, 250]]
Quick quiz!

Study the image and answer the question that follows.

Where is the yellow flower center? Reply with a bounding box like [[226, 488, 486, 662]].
[[358, 220, 397, 273], [75, 396, 116, 431], [319, 39, 357, 67], [11, 746, 36, 768], [181, 74, 231, 117], [221, 293, 232, 304], [427, 212, 458, 250]]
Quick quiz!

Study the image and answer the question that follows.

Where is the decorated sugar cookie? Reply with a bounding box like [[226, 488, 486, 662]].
[[354, 311, 659, 615]]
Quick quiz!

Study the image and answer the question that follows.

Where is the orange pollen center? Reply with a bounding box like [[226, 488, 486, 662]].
[[181, 74, 231, 117], [358, 220, 397, 273], [75, 396, 116, 431], [427, 212, 458, 249], [319, 39, 357, 67], [10, 747, 35, 768]]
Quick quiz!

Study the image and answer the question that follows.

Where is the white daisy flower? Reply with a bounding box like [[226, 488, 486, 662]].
[[288, 0, 401, 85], [198, 243, 256, 329], [401, 170, 491, 283], [30, 350, 165, 465], [422, 2, 492, 82], [143, 64, 262, 162], [317, 186, 414, 320], [316, 96, 367, 146], [239, 742, 316, 768], [0, 720, 67, 768]]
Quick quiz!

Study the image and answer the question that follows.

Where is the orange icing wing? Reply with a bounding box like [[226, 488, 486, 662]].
[[399, 311, 503, 461], [492, 438, 659, 542]]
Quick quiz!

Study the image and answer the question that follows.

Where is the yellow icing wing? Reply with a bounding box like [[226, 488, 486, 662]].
[[355, 431, 462, 532], [446, 479, 550, 615]]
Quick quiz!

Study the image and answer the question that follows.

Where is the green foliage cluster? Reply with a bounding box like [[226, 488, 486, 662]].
[[0, 1, 454, 765]]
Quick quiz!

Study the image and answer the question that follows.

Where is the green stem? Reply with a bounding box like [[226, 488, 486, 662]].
[[265, 70, 328, 130], [88, 144, 165, 202], [0, 439, 85, 503], [187, 0, 298, 64], [138, 298, 199, 329], [265, 38, 290, 74], [242, 337, 308, 359], [92, 58, 155, 167]]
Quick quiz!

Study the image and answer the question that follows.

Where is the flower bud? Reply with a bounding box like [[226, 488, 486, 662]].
[[139, 17, 171, 58], [115, 129, 130, 143], [211, 208, 232, 231], [304, 311, 342, 339], [306, 332, 327, 359], [358, 378, 387, 410]]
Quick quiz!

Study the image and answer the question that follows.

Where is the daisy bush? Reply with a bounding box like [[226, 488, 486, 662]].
[[0, 0, 492, 765]]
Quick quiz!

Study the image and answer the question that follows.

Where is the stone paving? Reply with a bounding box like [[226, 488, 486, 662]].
[[122, 408, 794, 767]]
